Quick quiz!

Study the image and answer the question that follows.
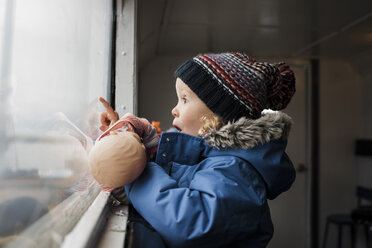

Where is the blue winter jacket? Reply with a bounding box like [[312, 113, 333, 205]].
[[125, 112, 296, 247]]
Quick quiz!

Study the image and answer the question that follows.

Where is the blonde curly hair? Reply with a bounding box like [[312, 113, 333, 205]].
[[198, 115, 225, 136]]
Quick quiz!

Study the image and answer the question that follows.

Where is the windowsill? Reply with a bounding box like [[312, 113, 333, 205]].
[[61, 189, 110, 248], [4, 182, 117, 248], [96, 202, 129, 248], [62, 189, 130, 248]]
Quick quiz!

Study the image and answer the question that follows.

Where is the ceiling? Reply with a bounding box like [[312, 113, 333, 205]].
[[138, 0, 372, 68]]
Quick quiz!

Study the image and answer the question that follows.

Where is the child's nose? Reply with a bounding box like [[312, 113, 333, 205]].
[[171, 106, 178, 117]]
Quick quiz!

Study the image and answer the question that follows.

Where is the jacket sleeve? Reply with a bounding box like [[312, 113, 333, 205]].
[[124, 157, 269, 247]]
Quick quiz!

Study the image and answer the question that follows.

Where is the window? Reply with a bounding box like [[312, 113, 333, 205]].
[[0, 0, 113, 246]]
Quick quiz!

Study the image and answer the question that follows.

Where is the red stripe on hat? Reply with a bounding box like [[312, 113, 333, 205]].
[[198, 55, 263, 113], [229, 53, 269, 79], [199, 55, 255, 102]]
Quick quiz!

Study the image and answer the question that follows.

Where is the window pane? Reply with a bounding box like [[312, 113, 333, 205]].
[[0, 0, 112, 244]]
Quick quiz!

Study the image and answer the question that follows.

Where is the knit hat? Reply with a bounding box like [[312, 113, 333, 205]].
[[174, 52, 296, 121]]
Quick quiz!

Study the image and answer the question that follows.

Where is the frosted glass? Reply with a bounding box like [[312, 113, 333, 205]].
[[0, 0, 112, 243]]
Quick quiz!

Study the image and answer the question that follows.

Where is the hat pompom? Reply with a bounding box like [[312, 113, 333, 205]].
[[266, 62, 296, 110]]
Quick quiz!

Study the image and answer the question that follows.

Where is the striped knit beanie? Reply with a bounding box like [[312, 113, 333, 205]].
[[174, 52, 296, 122]]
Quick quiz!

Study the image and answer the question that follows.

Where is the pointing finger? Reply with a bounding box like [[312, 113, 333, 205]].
[[99, 97, 115, 116]]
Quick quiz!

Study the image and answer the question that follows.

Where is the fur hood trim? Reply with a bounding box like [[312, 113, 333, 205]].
[[203, 111, 293, 150]]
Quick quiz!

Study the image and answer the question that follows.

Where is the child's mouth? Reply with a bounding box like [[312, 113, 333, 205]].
[[173, 124, 181, 132]]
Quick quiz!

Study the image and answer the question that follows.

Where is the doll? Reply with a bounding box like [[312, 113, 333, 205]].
[[88, 113, 159, 192]]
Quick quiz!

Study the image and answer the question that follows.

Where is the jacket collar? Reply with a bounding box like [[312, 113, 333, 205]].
[[203, 111, 293, 150], [156, 111, 295, 200]]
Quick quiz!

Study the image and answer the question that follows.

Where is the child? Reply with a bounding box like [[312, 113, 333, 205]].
[[99, 52, 296, 247]]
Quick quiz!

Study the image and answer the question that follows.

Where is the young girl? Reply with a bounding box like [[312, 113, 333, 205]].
[[100, 52, 296, 247]]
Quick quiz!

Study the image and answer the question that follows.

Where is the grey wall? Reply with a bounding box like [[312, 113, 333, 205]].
[[318, 59, 362, 246], [358, 72, 372, 188], [138, 55, 190, 130]]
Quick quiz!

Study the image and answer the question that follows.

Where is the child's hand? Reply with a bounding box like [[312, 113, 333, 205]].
[[99, 97, 119, 132]]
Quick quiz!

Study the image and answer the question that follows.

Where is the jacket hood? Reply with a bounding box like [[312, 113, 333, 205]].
[[203, 111, 293, 150], [204, 111, 295, 199]]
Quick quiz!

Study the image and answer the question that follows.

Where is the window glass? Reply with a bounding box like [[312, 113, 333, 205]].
[[0, 0, 112, 245]]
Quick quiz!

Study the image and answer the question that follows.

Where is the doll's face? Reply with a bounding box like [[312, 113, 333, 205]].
[[171, 78, 214, 136]]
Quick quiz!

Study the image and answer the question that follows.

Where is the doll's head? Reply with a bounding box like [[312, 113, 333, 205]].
[[88, 131, 146, 189], [172, 52, 296, 135]]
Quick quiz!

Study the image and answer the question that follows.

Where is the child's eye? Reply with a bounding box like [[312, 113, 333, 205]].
[[182, 97, 187, 103]]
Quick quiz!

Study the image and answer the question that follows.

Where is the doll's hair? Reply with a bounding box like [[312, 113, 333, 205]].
[[198, 114, 225, 136]]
